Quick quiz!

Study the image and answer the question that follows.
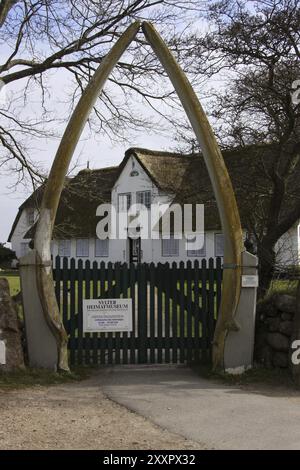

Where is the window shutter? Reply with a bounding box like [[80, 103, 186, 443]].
[[76, 239, 89, 257], [58, 240, 71, 257], [137, 191, 151, 209], [187, 234, 206, 257], [95, 239, 109, 257], [215, 233, 224, 257], [162, 236, 179, 256]]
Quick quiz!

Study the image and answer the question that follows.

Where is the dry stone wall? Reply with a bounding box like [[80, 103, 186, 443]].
[[255, 293, 297, 368]]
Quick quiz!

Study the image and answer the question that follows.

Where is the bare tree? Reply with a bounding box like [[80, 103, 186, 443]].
[[177, 0, 300, 296], [0, 0, 203, 185]]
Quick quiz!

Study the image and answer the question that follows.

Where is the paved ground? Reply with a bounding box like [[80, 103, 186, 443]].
[[98, 364, 300, 450], [0, 376, 200, 450]]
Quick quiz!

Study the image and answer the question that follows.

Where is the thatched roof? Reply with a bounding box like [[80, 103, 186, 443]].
[[125, 145, 299, 231], [8, 144, 300, 241]]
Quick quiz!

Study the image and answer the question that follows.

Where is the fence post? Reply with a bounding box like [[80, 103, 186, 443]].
[[224, 251, 258, 373], [138, 263, 147, 363], [19, 250, 57, 369]]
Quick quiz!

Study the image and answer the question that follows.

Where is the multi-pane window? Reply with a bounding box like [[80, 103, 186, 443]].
[[162, 235, 179, 257], [58, 239, 71, 257], [215, 233, 225, 257], [118, 193, 131, 212], [136, 191, 151, 209], [26, 207, 35, 226], [76, 239, 89, 257], [20, 242, 30, 257], [187, 234, 206, 257], [95, 238, 109, 257]]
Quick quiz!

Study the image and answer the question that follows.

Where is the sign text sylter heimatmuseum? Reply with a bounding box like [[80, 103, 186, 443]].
[[83, 299, 132, 333]]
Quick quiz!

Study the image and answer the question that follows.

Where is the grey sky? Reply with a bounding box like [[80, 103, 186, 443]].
[[0, 12, 212, 246], [0, 73, 177, 244]]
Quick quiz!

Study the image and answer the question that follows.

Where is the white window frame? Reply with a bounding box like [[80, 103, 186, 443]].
[[76, 238, 89, 257], [95, 238, 109, 257], [26, 207, 35, 226], [162, 235, 179, 257], [215, 233, 224, 257], [20, 242, 30, 257], [187, 234, 206, 257], [136, 190, 151, 209], [118, 193, 131, 212], [58, 239, 71, 257]]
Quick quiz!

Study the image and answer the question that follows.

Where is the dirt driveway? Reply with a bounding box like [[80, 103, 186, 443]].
[[0, 375, 201, 450]]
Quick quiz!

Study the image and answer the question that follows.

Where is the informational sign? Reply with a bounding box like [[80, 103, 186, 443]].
[[83, 299, 132, 333], [242, 275, 259, 288], [0, 340, 6, 365]]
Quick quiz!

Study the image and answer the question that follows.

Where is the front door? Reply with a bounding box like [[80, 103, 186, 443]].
[[129, 237, 141, 263]]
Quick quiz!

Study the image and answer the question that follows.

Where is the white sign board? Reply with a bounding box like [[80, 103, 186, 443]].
[[242, 275, 259, 288], [0, 340, 6, 365], [83, 299, 132, 333]]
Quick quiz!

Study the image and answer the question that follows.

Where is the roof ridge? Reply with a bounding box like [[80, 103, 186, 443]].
[[126, 147, 199, 158], [77, 165, 118, 174]]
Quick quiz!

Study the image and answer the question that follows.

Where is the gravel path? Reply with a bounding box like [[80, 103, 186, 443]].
[[0, 376, 201, 450]]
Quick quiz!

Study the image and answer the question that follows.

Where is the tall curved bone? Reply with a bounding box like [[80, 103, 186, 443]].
[[34, 20, 243, 372], [142, 22, 244, 370], [34, 22, 141, 371]]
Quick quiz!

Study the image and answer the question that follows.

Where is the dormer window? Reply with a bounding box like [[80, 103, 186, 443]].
[[118, 193, 131, 212], [130, 159, 139, 177], [26, 207, 35, 226], [137, 191, 151, 209]]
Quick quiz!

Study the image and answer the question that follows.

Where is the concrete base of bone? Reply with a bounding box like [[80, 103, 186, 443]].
[[224, 251, 258, 372], [19, 250, 57, 369]]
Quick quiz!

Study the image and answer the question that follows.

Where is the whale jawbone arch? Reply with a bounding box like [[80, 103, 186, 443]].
[[34, 21, 243, 371]]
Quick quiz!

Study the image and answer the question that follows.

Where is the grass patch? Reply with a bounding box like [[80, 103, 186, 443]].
[[194, 363, 297, 389], [268, 279, 298, 296], [0, 273, 20, 296], [0, 366, 92, 391]]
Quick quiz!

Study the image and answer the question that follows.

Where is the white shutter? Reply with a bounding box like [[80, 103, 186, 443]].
[[136, 191, 151, 209], [187, 234, 206, 257], [215, 233, 224, 257], [20, 242, 29, 257], [76, 239, 89, 257], [162, 236, 179, 257], [26, 208, 35, 226], [118, 193, 131, 211], [58, 240, 71, 257], [95, 239, 109, 257]]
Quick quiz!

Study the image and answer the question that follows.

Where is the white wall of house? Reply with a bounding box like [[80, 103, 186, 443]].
[[275, 223, 300, 267], [10, 206, 37, 258], [9, 152, 300, 268], [47, 224, 300, 268], [49, 231, 224, 266], [110, 154, 172, 263]]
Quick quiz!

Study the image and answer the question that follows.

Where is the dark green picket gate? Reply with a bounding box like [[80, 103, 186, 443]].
[[53, 257, 222, 366]]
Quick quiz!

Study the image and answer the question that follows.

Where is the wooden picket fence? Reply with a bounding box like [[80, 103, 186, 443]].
[[53, 257, 223, 366]]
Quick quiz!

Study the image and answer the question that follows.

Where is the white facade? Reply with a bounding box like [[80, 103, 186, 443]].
[[10, 206, 37, 259], [275, 224, 300, 268], [9, 153, 300, 267]]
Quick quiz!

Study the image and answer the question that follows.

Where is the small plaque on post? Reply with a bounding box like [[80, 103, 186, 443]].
[[242, 275, 259, 288]]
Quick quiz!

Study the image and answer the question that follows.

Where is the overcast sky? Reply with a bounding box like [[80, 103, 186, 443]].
[[0, 73, 178, 244], [0, 13, 212, 245]]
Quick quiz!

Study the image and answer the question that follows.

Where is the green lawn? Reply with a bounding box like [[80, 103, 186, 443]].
[[0, 271, 20, 296], [268, 279, 298, 296], [0, 367, 91, 390]]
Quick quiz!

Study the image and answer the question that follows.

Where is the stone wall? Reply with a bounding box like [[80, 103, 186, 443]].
[[0, 278, 25, 371], [255, 293, 296, 368]]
